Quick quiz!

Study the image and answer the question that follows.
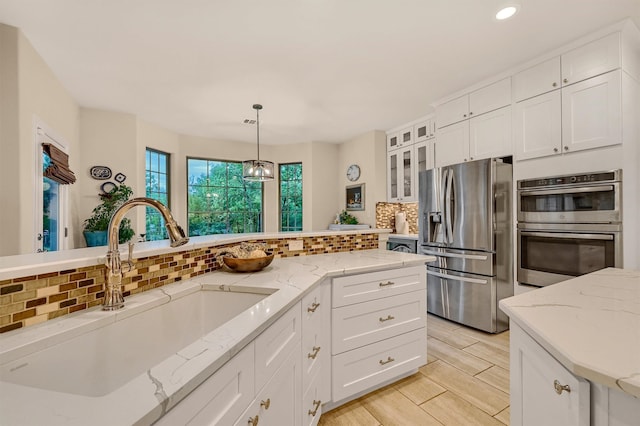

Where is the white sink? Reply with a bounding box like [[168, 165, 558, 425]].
[[0, 287, 274, 397]]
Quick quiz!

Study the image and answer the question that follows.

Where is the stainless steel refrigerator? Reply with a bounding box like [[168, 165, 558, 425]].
[[418, 158, 513, 333]]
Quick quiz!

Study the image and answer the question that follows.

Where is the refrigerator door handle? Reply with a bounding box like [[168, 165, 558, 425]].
[[422, 250, 489, 261], [427, 269, 489, 285], [444, 168, 454, 244]]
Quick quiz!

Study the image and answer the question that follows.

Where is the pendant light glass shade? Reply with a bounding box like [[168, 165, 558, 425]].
[[243, 104, 274, 182]]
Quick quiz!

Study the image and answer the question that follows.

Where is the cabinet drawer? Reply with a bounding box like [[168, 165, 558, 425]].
[[332, 290, 426, 354], [157, 342, 255, 426], [332, 265, 425, 307], [301, 282, 330, 392], [332, 328, 427, 402], [255, 302, 301, 391]]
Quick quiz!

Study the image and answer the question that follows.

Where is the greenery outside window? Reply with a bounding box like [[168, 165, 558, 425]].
[[187, 157, 263, 236], [145, 148, 170, 241], [280, 163, 302, 232]]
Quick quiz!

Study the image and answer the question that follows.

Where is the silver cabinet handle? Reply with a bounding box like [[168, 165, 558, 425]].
[[308, 400, 322, 416], [379, 356, 395, 365], [248, 415, 259, 425], [563, 78, 569, 83], [307, 302, 320, 313], [564, 146, 569, 151], [552, 82, 557, 87], [379, 315, 395, 322], [554, 380, 571, 395], [463, 114, 467, 118], [553, 147, 559, 152], [308, 346, 321, 359], [379, 281, 394, 287], [260, 398, 270, 410], [469, 111, 473, 115]]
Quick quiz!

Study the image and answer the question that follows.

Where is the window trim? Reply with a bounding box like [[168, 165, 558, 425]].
[[145, 147, 171, 240]]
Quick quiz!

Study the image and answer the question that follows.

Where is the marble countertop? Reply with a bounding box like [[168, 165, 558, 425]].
[[388, 233, 419, 240], [0, 249, 432, 425], [499, 268, 640, 398]]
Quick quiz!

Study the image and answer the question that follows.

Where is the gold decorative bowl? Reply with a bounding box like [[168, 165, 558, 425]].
[[221, 253, 275, 272]]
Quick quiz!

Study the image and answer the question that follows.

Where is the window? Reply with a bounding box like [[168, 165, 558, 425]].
[[280, 163, 302, 232], [145, 148, 170, 241], [187, 158, 263, 235]]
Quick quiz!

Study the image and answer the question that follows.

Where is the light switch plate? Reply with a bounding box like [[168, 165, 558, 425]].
[[288, 240, 304, 251]]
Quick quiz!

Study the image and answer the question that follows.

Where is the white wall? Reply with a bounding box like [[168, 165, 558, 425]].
[[0, 24, 80, 255], [337, 131, 387, 226]]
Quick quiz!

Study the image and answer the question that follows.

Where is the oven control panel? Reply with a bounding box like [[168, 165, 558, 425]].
[[518, 170, 620, 189]]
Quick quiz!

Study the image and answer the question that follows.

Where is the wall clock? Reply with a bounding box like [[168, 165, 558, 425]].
[[347, 164, 361, 182]]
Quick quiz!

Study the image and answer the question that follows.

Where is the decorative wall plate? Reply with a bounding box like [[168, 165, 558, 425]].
[[114, 173, 126, 183], [90, 166, 112, 180]]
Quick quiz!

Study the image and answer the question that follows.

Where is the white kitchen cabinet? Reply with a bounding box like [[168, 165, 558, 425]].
[[414, 140, 434, 186], [414, 118, 435, 143], [330, 266, 427, 405], [235, 343, 302, 426], [510, 324, 590, 426], [515, 70, 621, 161], [562, 32, 621, 87], [156, 342, 255, 426], [302, 370, 324, 426], [387, 127, 413, 150], [514, 90, 562, 160], [435, 105, 511, 167], [436, 78, 511, 128], [301, 280, 330, 404], [561, 70, 621, 153], [513, 57, 562, 102], [387, 145, 415, 202]]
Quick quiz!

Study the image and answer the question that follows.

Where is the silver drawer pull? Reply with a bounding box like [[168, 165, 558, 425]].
[[379, 281, 395, 287], [308, 399, 322, 416], [308, 346, 321, 359], [553, 380, 571, 395], [248, 415, 259, 425], [379, 315, 395, 322], [260, 398, 270, 410], [307, 302, 320, 313], [379, 356, 395, 365]]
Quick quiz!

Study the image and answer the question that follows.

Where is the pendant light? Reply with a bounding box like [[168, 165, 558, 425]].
[[243, 104, 274, 181]]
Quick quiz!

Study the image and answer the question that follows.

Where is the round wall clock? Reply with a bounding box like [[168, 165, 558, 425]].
[[347, 164, 361, 181]]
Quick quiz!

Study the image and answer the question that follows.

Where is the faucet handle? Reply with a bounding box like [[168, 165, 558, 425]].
[[123, 241, 135, 272]]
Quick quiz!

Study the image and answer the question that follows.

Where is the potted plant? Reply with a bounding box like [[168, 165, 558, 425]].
[[83, 184, 136, 247]]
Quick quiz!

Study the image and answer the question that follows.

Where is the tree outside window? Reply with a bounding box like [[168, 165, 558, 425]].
[[187, 158, 263, 236], [280, 163, 302, 232], [145, 148, 170, 241]]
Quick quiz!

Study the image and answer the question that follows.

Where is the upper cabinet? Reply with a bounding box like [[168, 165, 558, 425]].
[[514, 32, 626, 161], [436, 78, 511, 128], [414, 118, 436, 143], [386, 127, 413, 150]]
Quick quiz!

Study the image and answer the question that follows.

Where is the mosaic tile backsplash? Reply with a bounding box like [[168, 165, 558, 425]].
[[375, 202, 418, 234], [0, 233, 380, 333]]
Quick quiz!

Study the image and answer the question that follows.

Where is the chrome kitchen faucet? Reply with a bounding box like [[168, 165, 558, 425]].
[[103, 197, 189, 310]]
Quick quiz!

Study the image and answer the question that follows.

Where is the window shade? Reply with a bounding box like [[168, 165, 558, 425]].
[[42, 143, 76, 184]]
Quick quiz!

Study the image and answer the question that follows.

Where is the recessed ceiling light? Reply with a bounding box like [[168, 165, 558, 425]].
[[495, 1, 521, 20]]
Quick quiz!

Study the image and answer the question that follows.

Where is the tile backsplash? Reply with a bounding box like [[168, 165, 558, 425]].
[[375, 202, 418, 234], [0, 233, 379, 333]]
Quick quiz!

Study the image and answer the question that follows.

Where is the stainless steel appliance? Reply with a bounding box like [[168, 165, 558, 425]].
[[517, 170, 622, 287], [387, 235, 418, 253], [419, 158, 513, 333]]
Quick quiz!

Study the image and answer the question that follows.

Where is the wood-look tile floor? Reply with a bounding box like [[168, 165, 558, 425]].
[[319, 314, 511, 426]]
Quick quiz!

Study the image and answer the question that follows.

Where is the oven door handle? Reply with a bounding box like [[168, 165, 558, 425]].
[[519, 185, 614, 197], [520, 231, 614, 241], [422, 250, 489, 261], [427, 269, 488, 284]]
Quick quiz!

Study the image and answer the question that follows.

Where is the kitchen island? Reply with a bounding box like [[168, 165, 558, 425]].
[[499, 268, 640, 426], [0, 248, 433, 425]]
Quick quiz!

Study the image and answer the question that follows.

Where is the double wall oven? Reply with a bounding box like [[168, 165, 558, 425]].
[[517, 170, 622, 287]]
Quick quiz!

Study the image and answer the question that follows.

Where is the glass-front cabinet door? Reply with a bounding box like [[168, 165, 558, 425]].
[[387, 146, 415, 202]]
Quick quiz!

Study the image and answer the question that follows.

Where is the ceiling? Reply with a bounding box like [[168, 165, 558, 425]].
[[1, 0, 639, 145]]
